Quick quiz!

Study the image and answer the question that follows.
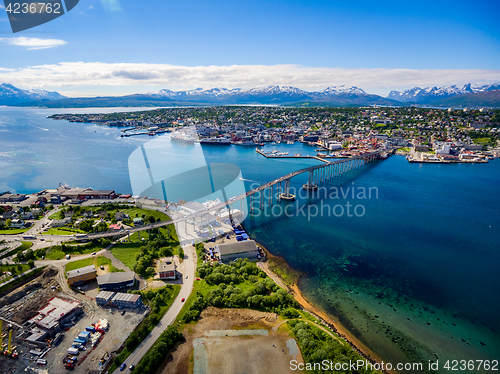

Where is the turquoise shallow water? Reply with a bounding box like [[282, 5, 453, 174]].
[[1, 108, 499, 372]]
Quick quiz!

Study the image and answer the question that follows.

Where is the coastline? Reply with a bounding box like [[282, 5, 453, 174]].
[[255, 242, 396, 374]]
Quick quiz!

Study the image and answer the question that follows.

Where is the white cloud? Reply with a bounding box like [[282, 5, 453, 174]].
[[100, 0, 122, 12], [0, 4, 5, 9], [0, 37, 67, 50], [0, 62, 499, 96]]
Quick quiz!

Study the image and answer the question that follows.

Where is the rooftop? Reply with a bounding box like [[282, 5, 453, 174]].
[[95, 290, 116, 300], [218, 240, 258, 256], [97, 272, 136, 285], [28, 297, 81, 331], [158, 257, 176, 272], [66, 265, 96, 279], [111, 293, 141, 303]]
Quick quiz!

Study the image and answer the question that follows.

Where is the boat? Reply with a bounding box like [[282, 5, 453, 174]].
[[170, 131, 196, 143], [200, 137, 231, 145], [233, 141, 262, 146]]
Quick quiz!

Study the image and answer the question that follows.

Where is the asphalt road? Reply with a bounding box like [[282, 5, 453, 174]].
[[113, 243, 196, 373]]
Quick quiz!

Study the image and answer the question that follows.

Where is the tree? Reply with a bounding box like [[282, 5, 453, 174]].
[[17, 263, 23, 272], [16, 250, 25, 262], [79, 220, 94, 233], [5, 219, 11, 228], [28, 259, 35, 268], [25, 249, 34, 261], [94, 221, 108, 232]]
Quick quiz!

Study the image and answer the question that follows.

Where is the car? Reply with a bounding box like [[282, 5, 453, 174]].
[[100, 266, 105, 270], [121, 310, 126, 315], [129, 364, 135, 370], [185, 275, 188, 279], [92, 252, 96, 255], [120, 363, 126, 371], [181, 298, 185, 302]]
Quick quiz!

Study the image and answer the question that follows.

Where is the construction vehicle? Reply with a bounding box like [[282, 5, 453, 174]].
[[2, 324, 18, 358]]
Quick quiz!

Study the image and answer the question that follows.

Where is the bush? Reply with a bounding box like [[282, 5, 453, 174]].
[[282, 308, 300, 319]]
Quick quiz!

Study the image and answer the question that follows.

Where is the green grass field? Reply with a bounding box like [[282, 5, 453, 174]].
[[110, 242, 142, 270], [45, 241, 103, 260], [0, 266, 46, 293], [0, 228, 29, 235], [1, 241, 33, 260], [96, 256, 112, 267], [64, 256, 124, 274], [0, 264, 31, 283], [42, 228, 75, 236], [65, 257, 95, 272]]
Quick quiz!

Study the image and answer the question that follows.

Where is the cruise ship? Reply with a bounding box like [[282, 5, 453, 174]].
[[170, 129, 196, 143], [200, 137, 231, 145], [233, 140, 265, 146]]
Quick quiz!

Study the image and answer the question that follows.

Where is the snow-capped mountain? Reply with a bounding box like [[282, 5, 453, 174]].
[[10, 84, 397, 107], [149, 85, 368, 103], [387, 83, 500, 103], [0, 83, 65, 105], [319, 85, 367, 96]]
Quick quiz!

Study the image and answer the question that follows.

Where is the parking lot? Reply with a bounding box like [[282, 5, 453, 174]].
[[44, 303, 147, 374]]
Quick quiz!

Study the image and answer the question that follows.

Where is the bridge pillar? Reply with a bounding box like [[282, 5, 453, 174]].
[[279, 178, 295, 201], [303, 170, 318, 191]]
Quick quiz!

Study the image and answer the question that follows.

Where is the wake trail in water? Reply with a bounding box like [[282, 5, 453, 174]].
[[32, 125, 49, 131]]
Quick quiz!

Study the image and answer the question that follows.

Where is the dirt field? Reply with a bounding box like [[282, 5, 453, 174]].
[[159, 307, 304, 374], [0, 267, 59, 323]]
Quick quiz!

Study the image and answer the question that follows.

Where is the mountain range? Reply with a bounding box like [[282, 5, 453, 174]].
[[387, 83, 500, 104], [2, 82, 499, 108], [0, 83, 65, 105]]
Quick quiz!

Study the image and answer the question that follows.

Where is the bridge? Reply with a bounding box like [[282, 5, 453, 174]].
[[74, 148, 391, 241]]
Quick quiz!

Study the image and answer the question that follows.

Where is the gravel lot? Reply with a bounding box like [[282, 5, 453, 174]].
[[44, 303, 147, 374]]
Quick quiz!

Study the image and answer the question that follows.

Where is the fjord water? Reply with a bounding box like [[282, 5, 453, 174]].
[[1, 108, 499, 371]]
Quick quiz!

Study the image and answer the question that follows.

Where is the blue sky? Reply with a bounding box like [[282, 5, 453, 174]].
[[0, 0, 499, 96]]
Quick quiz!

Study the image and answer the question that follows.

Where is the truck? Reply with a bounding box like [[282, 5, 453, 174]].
[[67, 347, 79, 356]]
